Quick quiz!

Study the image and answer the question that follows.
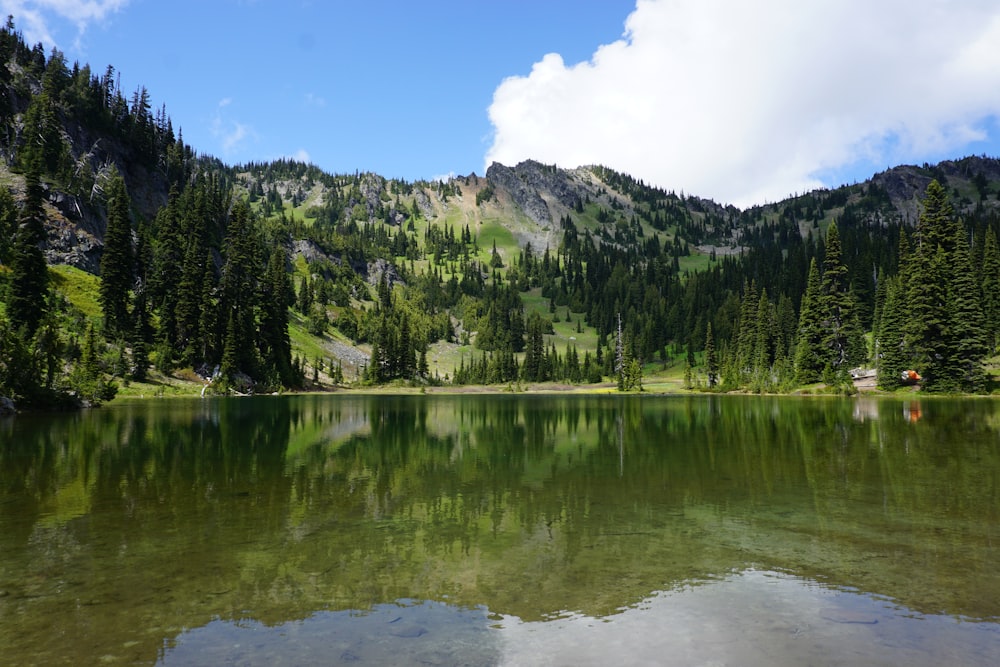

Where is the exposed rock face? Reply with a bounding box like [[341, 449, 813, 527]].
[[385, 208, 407, 227], [870, 169, 934, 223], [293, 239, 340, 267], [364, 257, 403, 288], [413, 189, 434, 219], [359, 174, 384, 219], [486, 161, 552, 226], [869, 156, 1000, 222], [291, 239, 403, 289], [43, 189, 104, 273]]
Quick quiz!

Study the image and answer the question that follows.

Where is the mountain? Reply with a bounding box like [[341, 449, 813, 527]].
[[1, 19, 999, 409]]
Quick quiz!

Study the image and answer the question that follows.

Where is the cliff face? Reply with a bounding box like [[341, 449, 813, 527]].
[[870, 156, 1000, 222], [485, 161, 554, 227]]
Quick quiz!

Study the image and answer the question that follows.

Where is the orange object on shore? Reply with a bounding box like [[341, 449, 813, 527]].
[[901, 369, 921, 383]]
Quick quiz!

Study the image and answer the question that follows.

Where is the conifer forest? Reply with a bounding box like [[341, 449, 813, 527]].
[[1, 18, 999, 409]]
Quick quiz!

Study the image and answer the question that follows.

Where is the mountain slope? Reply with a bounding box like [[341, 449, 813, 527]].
[[2, 18, 999, 407]]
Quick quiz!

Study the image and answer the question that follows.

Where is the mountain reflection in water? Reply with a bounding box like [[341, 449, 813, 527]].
[[1, 394, 998, 665], [161, 570, 996, 667]]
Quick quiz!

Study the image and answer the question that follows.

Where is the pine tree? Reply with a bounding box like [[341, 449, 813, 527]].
[[19, 91, 65, 176], [980, 227, 1000, 352], [98, 171, 134, 337], [752, 289, 773, 376], [947, 225, 988, 392], [7, 167, 49, 336], [794, 259, 826, 383], [819, 221, 866, 370], [0, 186, 17, 264], [218, 200, 261, 380], [220, 311, 240, 387], [705, 321, 718, 388], [259, 246, 293, 386], [0, 314, 38, 403], [129, 286, 152, 381], [196, 254, 218, 363], [906, 184, 959, 391], [174, 237, 205, 358], [876, 276, 908, 390], [915, 180, 958, 254], [735, 280, 758, 374], [522, 313, 546, 382], [907, 244, 950, 390]]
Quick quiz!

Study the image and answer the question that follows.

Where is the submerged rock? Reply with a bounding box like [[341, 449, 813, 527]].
[[0, 396, 15, 416]]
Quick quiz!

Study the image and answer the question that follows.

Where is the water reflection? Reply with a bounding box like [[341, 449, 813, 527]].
[[1, 395, 999, 665], [160, 571, 999, 667]]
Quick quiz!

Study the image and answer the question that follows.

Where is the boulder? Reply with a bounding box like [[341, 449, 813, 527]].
[[0, 396, 16, 416]]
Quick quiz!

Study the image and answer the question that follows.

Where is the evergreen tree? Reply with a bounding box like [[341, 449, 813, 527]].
[[195, 254, 218, 363], [98, 171, 134, 336], [752, 289, 774, 377], [705, 321, 718, 388], [906, 183, 960, 391], [794, 259, 826, 383], [819, 221, 866, 370], [907, 244, 950, 390], [981, 227, 1000, 352], [0, 186, 17, 264], [33, 312, 62, 390], [522, 313, 546, 382], [0, 314, 39, 403], [946, 225, 988, 392], [174, 240, 204, 358], [7, 168, 49, 336], [259, 246, 294, 386], [218, 200, 261, 380], [876, 276, 908, 390], [20, 91, 65, 176], [915, 179, 958, 253], [735, 280, 758, 374], [130, 286, 152, 381], [220, 311, 240, 386]]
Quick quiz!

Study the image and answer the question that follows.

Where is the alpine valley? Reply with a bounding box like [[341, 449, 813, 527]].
[[2, 19, 1000, 410]]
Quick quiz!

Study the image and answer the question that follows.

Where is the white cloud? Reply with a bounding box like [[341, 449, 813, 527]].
[[220, 122, 251, 154], [304, 92, 326, 108], [290, 149, 311, 163], [211, 98, 256, 156], [1, 0, 128, 46], [485, 0, 1000, 207], [432, 171, 457, 183]]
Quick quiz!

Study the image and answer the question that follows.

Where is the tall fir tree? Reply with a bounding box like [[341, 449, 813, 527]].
[[876, 276, 908, 390], [907, 245, 950, 390], [705, 321, 718, 388], [259, 246, 294, 386], [946, 225, 988, 392], [98, 171, 134, 337], [914, 180, 958, 254], [218, 200, 261, 379], [0, 186, 17, 264], [735, 280, 758, 375], [980, 227, 1000, 352], [794, 258, 826, 383], [906, 182, 959, 391], [129, 286, 152, 381], [819, 221, 866, 371], [7, 167, 49, 336]]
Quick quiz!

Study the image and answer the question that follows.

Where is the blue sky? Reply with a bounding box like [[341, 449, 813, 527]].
[[5, 0, 1000, 207]]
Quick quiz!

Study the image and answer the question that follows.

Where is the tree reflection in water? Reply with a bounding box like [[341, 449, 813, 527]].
[[1, 395, 998, 665]]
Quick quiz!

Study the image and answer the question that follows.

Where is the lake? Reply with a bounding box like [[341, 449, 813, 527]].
[[1, 394, 998, 665]]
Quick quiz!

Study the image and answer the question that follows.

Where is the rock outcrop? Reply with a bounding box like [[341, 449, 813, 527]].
[[486, 161, 554, 226]]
